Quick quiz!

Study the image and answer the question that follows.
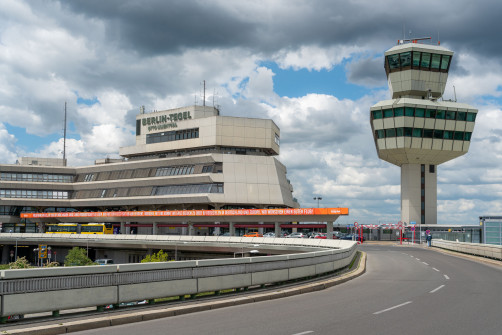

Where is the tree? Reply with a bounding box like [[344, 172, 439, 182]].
[[141, 250, 169, 263], [64, 247, 95, 266]]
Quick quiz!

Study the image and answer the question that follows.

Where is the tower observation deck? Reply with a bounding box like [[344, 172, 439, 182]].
[[370, 39, 477, 225]]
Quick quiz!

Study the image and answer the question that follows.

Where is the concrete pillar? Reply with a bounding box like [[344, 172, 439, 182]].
[[2, 245, 10, 264], [125, 222, 131, 234], [258, 222, 264, 235], [120, 222, 125, 235], [274, 222, 281, 237], [229, 222, 235, 236], [214, 223, 221, 236], [181, 223, 187, 236], [152, 222, 158, 235], [326, 221, 334, 239], [401, 163, 437, 225], [188, 222, 195, 236]]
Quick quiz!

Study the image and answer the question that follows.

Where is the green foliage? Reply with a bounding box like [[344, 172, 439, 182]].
[[8, 256, 31, 269], [45, 261, 60, 267], [141, 250, 170, 263], [64, 247, 95, 266]]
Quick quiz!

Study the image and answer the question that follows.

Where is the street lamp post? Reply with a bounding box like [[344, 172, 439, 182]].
[[313, 196, 322, 208]]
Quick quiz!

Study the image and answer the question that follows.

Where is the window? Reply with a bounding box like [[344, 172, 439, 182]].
[[435, 110, 446, 119], [456, 111, 467, 121], [434, 130, 444, 139], [425, 109, 436, 118], [412, 128, 422, 137], [454, 131, 464, 140], [404, 127, 413, 137], [423, 129, 433, 138], [388, 54, 400, 70], [383, 109, 393, 118], [412, 51, 421, 67], [429, 165, 435, 173], [372, 110, 383, 119], [443, 131, 454, 139], [431, 54, 441, 70], [440, 55, 450, 71], [466, 112, 476, 122], [415, 108, 425, 118], [404, 107, 414, 117], [446, 111, 456, 120], [396, 128, 404, 137], [393, 107, 404, 117], [464, 132, 472, 141], [376, 130, 385, 139], [400, 52, 411, 67], [385, 129, 396, 137], [420, 53, 431, 69]]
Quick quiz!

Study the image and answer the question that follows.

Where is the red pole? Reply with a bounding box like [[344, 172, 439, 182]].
[[400, 228, 403, 245]]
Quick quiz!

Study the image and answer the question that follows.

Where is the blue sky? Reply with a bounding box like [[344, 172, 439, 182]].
[[1, 0, 502, 225]]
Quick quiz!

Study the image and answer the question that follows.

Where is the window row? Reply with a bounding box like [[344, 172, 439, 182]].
[[372, 107, 476, 122], [385, 51, 451, 74], [146, 128, 199, 144], [0, 172, 74, 183], [375, 128, 472, 141], [152, 183, 224, 196], [156, 165, 195, 177], [0, 189, 70, 199]]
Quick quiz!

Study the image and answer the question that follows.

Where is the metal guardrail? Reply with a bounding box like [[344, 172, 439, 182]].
[[0, 236, 358, 318], [432, 239, 502, 260]]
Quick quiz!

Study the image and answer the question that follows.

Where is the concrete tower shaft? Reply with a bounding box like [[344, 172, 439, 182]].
[[370, 41, 477, 225]]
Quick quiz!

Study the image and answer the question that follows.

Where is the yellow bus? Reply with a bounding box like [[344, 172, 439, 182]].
[[45, 223, 78, 234], [80, 223, 113, 234]]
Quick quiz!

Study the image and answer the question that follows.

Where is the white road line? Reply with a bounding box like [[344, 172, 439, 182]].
[[373, 301, 413, 315], [444, 274, 450, 280], [416, 258, 420, 261], [422, 262, 429, 265], [292, 331, 314, 335], [432, 268, 440, 272], [430, 285, 445, 293]]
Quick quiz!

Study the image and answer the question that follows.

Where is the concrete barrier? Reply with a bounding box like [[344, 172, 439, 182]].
[[432, 239, 502, 260], [0, 237, 357, 319]]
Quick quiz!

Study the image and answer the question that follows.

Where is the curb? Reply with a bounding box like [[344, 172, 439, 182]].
[[4, 252, 366, 335]]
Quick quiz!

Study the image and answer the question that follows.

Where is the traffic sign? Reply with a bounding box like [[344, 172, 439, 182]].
[[38, 245, 48, 259]]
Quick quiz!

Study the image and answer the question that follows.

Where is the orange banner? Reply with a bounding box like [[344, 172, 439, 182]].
[[21, 208, 349, 219]]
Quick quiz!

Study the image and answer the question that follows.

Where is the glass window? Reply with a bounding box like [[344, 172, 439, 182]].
[[412, 51, 421, 67], [420, 53, 431, 69], [412, 128, 422, 137], [372, 110, 383, 119], [464, 132, 472, 141], [383, 109, 393, 118], [446, 111, 456, 120], [376, 130, 385, 138], [431, 54, 441, 70], [404, 128, 413, 137], [393, 107, 404, 117], [396, 128, 404, 137], [423, 129, 433, 138], [440, 55, 450, 71], [405, 107, 414, 117], [466, 112, 477, 122], [434, 130, 444, 139], [456, 111, 467, 121], [425, 109, 436, 118], [454, 131, 464, 140], [400, 52, 411, 67], [415, 108, 425, 117], [436, 110, 446, 119], [385, 129, 396, 137], [443, 131, 454, 139], [387, 54, 400, 70]]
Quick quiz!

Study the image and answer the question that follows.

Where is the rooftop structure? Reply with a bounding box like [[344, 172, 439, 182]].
[[370, 39, 478, 225]]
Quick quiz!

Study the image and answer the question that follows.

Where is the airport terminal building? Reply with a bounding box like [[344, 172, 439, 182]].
[[0, 105, 299, 234]]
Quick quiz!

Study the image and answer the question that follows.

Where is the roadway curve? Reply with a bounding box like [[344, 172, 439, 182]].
[[71, 244, 502, 335]]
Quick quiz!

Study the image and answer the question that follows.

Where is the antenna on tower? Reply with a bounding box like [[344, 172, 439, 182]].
[[203, 80, 206, 107], [63, 101, 67, 166], [453, 85, 457, 102]]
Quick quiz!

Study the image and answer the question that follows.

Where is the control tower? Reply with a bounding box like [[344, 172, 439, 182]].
[[370, 38, 477, 225]]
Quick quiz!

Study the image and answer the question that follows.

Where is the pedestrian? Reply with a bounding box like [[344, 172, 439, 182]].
[[426, 233, 432, 247]]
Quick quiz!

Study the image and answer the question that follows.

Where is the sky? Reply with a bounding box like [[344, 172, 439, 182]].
[[1, 0, 502, 226]]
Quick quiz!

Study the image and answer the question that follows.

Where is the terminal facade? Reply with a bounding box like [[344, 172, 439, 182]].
[[0, 105, 299, 235], [370, 40, 478, 225]]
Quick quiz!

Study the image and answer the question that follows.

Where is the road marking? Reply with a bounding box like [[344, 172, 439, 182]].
[[422, 262, 429, 265], [444, 274, 450, 280], [430, 285, 445, 293], [292, 331, 314, 335], [432, 268, 439, 272], [416, 258, 420, 261], [373, 301, 413, 315]]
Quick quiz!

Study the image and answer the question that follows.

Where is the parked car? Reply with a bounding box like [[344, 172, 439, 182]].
[[286, 232, 306, 238], [243, 232, 263, 237], [263, 232, 275, 238], [95, 259, 114, 265], [341, 234, 365, 241], [314, 233, 327, 239]]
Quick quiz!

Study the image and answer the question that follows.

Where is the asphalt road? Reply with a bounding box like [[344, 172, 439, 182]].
[[72, 245, 502, 335]]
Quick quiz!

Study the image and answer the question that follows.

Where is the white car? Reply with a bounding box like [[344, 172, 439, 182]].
[[286, 232, 306, 238]]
